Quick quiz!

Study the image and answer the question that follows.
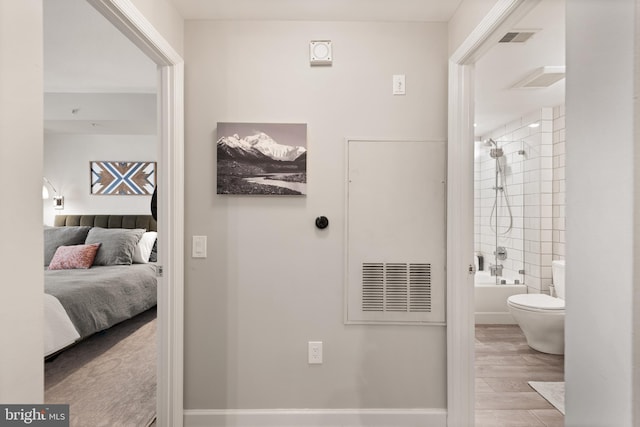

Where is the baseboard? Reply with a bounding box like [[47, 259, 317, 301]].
[[475, 312, 517, 324], [184, 408, 447, 427]]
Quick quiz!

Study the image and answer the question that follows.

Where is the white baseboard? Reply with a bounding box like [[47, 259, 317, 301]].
[[184, 408, 447, 427], [475, 312, 517, 324]]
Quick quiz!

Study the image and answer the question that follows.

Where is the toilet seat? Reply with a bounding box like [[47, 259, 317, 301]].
[[508, 294, 564, 312]]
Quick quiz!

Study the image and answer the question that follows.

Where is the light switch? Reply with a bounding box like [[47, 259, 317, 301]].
[[192, 235, 207, 258], [393, 74, 406, 95]]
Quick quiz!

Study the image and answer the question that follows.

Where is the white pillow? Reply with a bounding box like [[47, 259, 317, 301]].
[[133, 231, 158, 263]]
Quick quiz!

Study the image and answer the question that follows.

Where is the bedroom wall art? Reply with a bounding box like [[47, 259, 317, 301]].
[[90, 161, 156, 195], [216, 122, 307, 195]]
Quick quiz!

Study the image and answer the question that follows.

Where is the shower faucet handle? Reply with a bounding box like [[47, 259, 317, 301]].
[[494, 246, 508, 261]]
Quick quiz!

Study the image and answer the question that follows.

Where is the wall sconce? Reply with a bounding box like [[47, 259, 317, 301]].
[[43, 177, 64, 210]]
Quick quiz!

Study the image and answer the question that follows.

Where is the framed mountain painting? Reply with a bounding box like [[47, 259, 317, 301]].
[[216, 122, 307, 195]]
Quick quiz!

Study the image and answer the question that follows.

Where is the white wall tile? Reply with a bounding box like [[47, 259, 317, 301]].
[[475, 106, 566, 293]]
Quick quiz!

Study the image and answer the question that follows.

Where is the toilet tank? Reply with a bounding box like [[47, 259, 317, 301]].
[[552, 260, 566, 299]]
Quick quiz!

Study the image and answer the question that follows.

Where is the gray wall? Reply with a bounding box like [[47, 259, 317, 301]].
[[183, 20, 448, 410], [566, 0, 636, 425], [129, 0, 184, 57], [0, 0, 44, 402], [43, 134, 158, 225]]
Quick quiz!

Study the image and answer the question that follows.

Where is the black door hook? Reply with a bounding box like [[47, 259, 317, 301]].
[[315, 216, 329, 230]]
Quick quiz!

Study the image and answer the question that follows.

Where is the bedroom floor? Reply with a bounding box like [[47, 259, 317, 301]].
[[45, 308, 157, 427], [475, 324, 565, 427]]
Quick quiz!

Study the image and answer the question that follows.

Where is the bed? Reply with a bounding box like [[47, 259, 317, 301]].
[[44, 215, 158, 357]]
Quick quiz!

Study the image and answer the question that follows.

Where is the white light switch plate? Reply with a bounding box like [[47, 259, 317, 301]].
[[192, 235, 207, 258], [393, 74, 406, 95]]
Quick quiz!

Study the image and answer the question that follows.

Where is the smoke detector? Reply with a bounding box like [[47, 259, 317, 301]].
[[511, 66, 566, 89]]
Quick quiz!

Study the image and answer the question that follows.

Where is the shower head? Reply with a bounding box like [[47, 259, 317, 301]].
[[483, 138, 503, 158], [483, 138, 497, 148]]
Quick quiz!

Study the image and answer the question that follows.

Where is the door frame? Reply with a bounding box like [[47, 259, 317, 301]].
[[87, 1, 185, 426], [446, 1, 539, 425]]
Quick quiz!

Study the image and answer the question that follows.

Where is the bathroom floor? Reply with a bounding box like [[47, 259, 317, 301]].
[[475, 325, 565, 427]]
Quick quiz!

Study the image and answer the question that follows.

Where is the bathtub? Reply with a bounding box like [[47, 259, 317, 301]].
[[474, 271, 527, 324]]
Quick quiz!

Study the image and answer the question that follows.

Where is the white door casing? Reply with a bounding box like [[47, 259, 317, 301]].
[[86, 1, 185, 426], [446, 1, 538, 426]]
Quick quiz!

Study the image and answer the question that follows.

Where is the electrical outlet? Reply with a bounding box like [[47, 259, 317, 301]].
[[308, 341, 322, 364]]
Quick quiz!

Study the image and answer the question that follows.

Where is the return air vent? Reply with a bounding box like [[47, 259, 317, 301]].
[[499, 31, 537, 43], [362, 263, 431, 313]]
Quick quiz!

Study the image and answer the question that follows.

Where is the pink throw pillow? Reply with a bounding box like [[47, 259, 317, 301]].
[[48, 243, 101, 270]]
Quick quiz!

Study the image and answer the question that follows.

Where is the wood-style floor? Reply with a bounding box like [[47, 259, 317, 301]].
[[475, 325, 564, 427]]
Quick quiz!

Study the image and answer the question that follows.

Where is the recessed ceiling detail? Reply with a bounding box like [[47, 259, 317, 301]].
[[511, 66, 566, 89], [499, 31, 538, 43]]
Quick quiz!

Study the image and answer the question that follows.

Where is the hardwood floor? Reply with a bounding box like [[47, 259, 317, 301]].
[[475, 325, 564, 427]]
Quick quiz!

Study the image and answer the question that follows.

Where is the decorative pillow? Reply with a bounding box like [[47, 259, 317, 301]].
[[48, 243, 101, 270], [44, 226, 92, 266], [133, 231, 158, 263], [85, 228, 145, 266]]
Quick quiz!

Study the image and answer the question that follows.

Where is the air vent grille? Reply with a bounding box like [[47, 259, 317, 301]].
[[511, 66, 566, 89], [362, 263, 384, 312], [499, 31, 536, 43], [362, 262, 431, 313], [409, 263, 432, 312]]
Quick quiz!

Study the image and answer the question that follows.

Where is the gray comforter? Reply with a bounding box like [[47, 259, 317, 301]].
[[45, 264, 157, 338]]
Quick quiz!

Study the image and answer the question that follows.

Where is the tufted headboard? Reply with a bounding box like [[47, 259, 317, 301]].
[[54, 215, 157, 232]]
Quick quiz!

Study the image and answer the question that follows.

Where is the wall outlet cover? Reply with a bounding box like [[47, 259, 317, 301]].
[[308, 341, 323, 364]]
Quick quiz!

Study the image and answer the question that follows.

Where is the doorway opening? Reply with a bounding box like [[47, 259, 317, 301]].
[[447, 0, 567, 425], [42, 0, 184, 426]]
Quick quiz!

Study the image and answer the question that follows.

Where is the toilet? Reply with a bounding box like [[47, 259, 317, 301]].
[[507, 260, 565, 355]]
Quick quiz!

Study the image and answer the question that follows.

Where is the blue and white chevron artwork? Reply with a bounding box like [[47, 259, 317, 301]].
[[90, 161, 156, 195]]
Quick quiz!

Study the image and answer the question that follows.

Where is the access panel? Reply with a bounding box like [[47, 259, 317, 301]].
[[346, 139, 446, 324]]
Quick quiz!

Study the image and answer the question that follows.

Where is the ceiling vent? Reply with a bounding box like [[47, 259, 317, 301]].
[[511, 66, 566, 89], [499, 31, 537, 43]]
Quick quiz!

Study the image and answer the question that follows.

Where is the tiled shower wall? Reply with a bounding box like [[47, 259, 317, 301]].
[[475, 106, 565, 294], [474, 122, 526, 283], [552, 105, 566, 261]]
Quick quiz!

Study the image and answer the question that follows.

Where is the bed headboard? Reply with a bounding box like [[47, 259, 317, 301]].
[[54, 215, 157, 232]]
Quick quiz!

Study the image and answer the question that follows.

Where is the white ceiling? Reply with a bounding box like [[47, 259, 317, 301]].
[[474, 0, 565, 137], [44, 0, 564, 137], [44, 0, 156, 93], [169, 0, 463, 22], [43, 0, 157, 134]]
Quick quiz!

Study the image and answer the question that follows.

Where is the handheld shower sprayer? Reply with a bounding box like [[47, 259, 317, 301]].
[[483, 137, 513, 236]]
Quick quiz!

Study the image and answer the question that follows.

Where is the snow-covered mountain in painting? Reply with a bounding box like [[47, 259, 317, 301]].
[[217, 132, 306, 162]]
